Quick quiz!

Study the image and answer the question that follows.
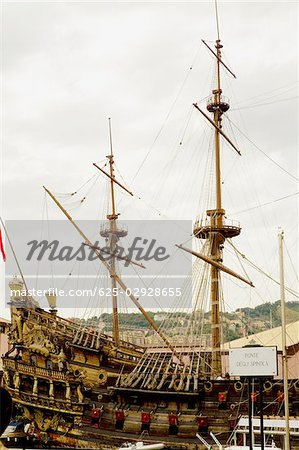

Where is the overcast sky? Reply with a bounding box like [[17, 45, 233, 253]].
[[1, 1, 298, 319]]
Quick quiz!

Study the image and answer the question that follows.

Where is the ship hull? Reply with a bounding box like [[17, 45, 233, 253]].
[[2, 378, 299, 449], [2, 305, 299, 449]]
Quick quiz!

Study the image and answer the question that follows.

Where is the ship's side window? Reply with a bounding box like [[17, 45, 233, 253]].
[[0, 325, 5, 334], [46, 359, 53, 370], [30, 354, 37, 366], [187, 400, 196, 410]]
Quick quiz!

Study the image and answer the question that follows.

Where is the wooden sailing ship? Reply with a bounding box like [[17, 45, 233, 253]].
[[1, 2, 299, 449]]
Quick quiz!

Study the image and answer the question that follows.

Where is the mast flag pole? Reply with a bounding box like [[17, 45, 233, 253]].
[[278, 228, 290, 450], [214, 0, 221, 41], [108, 118, 117, 219]]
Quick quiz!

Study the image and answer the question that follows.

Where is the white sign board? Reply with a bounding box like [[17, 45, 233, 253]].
[[229, 346, 277, 377]]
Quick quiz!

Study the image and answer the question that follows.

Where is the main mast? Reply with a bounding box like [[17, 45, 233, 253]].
[[100, 119, 127, 346], [194, 5, 241, 377]]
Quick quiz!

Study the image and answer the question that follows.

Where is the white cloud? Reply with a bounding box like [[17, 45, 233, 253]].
[[1, 1, 298, 318]]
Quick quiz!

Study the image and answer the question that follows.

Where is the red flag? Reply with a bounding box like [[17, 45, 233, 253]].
[[0, 228, 6, 262]]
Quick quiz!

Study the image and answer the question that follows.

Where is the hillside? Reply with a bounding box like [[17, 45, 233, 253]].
[[236, 300, 299, 326], [70, 301, 299, 343]]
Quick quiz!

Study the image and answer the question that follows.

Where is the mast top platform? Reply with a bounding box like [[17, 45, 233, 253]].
[[207, 93, 230, 113], [100, 222, 128, 239], [193, 209, 241, 239]]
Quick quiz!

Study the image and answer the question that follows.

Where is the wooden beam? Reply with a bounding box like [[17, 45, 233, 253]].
[[193, 103, 241, 156], [93, 163, 133, 196], [202, 39, 236, 79], [83, 243, 145, 269], [176, 244, 254, 287]]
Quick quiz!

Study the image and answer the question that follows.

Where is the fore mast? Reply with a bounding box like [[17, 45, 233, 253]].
[[193, 4, 241, 377]]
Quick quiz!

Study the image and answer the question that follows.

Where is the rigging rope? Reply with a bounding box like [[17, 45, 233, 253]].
[[233, 81, 298, 106], [231, 95, 298, 111], [230, 191, 299, 215], [284, 240, 299, 284], [225, 115, 299, 182], [227, 240, 299, 299], [0, 216, 29, 294], [130, 44, 203, 187]]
